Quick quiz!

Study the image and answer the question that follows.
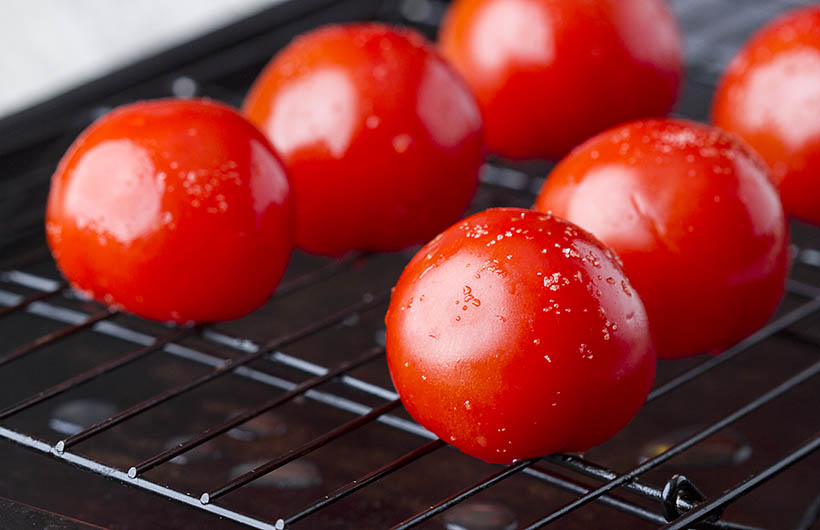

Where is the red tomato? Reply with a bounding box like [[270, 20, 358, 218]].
[[534, 119, 790, 359], [385, 208, 655, 464], [712, 6, 820, 226], [46, 99, 292, 323], [243, 23, 484, 256], [439, 0, 683, 161]]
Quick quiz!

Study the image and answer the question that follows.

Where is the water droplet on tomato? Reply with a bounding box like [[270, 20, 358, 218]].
[[621, 280, 632, 297], [392, 133, 412, 153]]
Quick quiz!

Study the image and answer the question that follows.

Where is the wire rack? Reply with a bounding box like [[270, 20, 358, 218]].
[[0, 0, 818, 529]]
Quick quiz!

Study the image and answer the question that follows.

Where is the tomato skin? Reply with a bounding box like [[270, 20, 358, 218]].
[[439, 0, 683, 161], [712, 6, 820, 226], [46, 99, 292, 324], [534, 119, 790, 359], [243, 23, 484, 256], [385, 208, 655, 464]]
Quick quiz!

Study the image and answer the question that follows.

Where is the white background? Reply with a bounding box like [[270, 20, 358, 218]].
[[0, 0, 282, 118]]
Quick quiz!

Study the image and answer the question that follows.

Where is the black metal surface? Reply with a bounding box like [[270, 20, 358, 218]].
[[0, 308, 116, 368], [201, 397, 404, 503], [659, 435, 820, 530], [283, 439, 448, 526], [390, 459, 538, 530], [0, 497, 107, 530], [521, 360, 820, 529], [130, 345, 387, 478], [1, 0, 819, 529], [52, 290, 389, 454]]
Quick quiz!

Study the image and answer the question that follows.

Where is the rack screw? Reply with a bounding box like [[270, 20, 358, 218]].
[[661, 474, 722, 522]]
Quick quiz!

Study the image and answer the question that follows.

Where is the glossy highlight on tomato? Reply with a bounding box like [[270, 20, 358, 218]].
[[535, 119, 790, 358], [712, 5, 820, 225], [46, 99, 292, 323], [243, 23, 484, 256], [385, 208, 655, 464], [439, 0, 683, 160]]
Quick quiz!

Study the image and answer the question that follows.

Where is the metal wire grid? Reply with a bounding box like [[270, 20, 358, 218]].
[[3, 226, 820, 529], [2, 186, 819, 529], [0, 0, 818, 528]]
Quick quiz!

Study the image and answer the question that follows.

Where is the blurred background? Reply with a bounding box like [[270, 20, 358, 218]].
[[0, 0, 810, 120], [0, 0, 283, 117]]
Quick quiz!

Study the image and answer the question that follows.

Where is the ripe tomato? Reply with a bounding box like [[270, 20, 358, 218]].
[[243, 23, 484, 256], [712, 6, 820, 226], [438, 0, 683, 161], [46, 99, 292, 323], [385, 208, 655, 464], [534, 119, 790, 359]]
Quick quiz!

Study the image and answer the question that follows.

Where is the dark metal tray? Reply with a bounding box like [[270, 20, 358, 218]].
[[0, 1, 818, 529]]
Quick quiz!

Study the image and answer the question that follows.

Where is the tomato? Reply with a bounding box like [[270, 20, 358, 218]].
[[438, 0, 683, 161], [534, 119, 790, 359], [46, 99, 292, 323], [712, 6, 820, 226], [385, 208, 655, 464], [243, 23, 484, 256]]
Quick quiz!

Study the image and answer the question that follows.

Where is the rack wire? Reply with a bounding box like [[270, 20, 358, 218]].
[[1, 0, 818, 529]]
